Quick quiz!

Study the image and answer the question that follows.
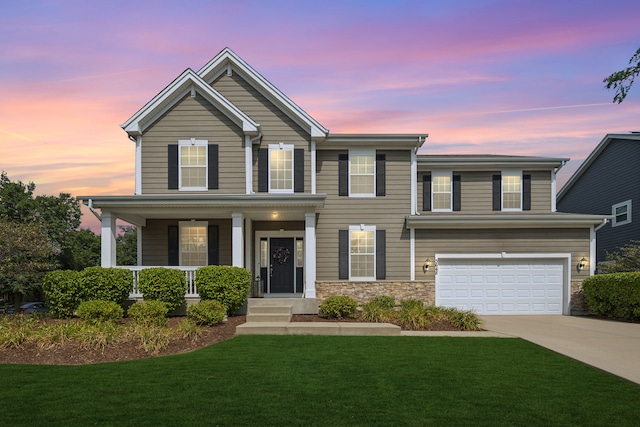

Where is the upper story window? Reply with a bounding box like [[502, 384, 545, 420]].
[[179, 221, 207, 266], [349, 225, 376, 280], [432, 171, 452, 211], [612, 200, 632, 227], [502, 170, 522, 211], [179, 139, 207, 191], [349, 149, 375, 197], [269, 143, 294, 193]]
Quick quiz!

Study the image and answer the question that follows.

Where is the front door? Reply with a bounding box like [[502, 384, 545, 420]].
[[270, 238, 295, 293]]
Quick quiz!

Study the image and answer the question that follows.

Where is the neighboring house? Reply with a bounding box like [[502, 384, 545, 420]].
[[80, 48, 606, 315], [557, 133, 640, 265]]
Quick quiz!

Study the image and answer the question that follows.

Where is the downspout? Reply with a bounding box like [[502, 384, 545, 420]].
[[594, 217, 609, 232], [87, 199, 102, 222]]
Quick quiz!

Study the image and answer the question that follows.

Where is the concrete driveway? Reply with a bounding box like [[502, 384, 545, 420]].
[[480, 315, 640, 384]]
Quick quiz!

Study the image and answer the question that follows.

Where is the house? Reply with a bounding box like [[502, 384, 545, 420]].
[[80, 48, 607, 315], [557, 133, 640, 265]]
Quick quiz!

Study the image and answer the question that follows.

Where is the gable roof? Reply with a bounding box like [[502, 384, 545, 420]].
[[121, 68, 260, 138], [557, 133, 640, 200], [198, 47, 329, 139]]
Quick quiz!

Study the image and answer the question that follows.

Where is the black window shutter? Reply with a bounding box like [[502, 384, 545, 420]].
[[208, 144, 219, 190], [492, 174, 501, 211], [168, 145, 179, 190], [208, 225, 219, 265], [376, 229, 386, 280], [338, 153, 348, 196], [338, 230, 349, 279], [294, 148, 304, 193], [168, 225, 179, 266], [422, 174, 431, 211], [523, 174, 531, 211], [453, 174, 461, 211], [257, 148, 268, 192], [376, 153, 386, 196]]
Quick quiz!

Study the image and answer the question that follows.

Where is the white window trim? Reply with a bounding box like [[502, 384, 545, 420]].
[[268, 143, 294, 193], [348, 224, 376, 281], [501, 169, 522, 212], [178, 221, 208, 266], [349, 148, 376, 198], [431, 170, 453, 212], [178, 139, 208, 191], [612, 199, 632, 227]]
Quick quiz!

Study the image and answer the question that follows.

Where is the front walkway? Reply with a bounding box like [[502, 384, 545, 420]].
[[480, 315, 640, 384]]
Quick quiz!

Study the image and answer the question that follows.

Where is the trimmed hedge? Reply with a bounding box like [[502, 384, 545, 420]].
[[78, 266, 133, 309], [128, 300, 168, 327], [319, 296, 357, 319], [76, 300, 124, 323], [43, 270, 82, 318], [195, 266, 251, 314], [138, 267, 187, 312], [187, 300, 227, 326], [582, 273, 640, 321]]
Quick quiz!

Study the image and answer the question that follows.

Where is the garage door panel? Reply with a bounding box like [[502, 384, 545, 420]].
[[436, 259, 564, 315]]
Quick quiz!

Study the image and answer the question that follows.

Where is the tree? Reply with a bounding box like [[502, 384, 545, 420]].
[[117, 226, 138, 266], [0, 220, 57, 307], [59, 228, 101, 271], [600, 241, 640, 273], [603, 47, 640, 103]]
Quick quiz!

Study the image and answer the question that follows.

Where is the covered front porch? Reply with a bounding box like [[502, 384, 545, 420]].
[[81, 194, 325, 299]]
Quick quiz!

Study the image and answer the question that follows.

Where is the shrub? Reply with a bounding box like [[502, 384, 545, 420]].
[[362, 295, 397, 322], [582, 272, 640, 320], [78, 266, 133, 309], [446, 308, 482, 331], [127, 300, 168, 327], [400, 298, 424, 311], [76, 300, 124, 323], [187, 300, 227, 326], [43, 270, 82, 318], [138, 267, 187, 312], [319, 296, 358, 319], [195, 266, 252, 314], [399, 301, 429, 330], [75, 321, 121, 352], [127, 324, 172, 354], [178, 318, 202, 342]]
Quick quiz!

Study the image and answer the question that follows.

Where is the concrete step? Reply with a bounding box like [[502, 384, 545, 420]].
[[248, 305, 293, 315], [236, 322, 290, 335], [246, 313, 292, 323]]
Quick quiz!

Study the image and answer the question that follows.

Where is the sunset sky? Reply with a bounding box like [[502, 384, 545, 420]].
[[1, 0, 639, 231]]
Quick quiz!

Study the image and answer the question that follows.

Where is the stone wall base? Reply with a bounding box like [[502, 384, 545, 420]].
[[316, 281, 434, 306], [570, 281, 588, 313]]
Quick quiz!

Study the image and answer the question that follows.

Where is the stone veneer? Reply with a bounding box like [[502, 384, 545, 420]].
[[315, 281, 434, 306], [570, 281, 588, 313]]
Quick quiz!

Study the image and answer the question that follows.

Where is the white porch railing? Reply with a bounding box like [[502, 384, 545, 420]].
[[120, 266, 200, 299]]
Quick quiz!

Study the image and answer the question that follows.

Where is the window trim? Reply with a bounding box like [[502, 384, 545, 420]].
[[348, 225, 376, 281], [178, 221, 208, 266], [178, 139, 208, 191], [501, 169, 522, 212], [349, 149, 376, 197], [431, 171, 452, 212], [612, 199, 632, 227], [268, 143, 294, 193]]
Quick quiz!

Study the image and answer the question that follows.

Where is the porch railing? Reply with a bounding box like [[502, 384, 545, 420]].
[[120, 266, 199, 299]]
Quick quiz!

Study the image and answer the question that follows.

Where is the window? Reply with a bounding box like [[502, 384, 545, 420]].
[[296, 238, 304, 267], [612, 200, 632, 227], [349, 225, 375, 279], [349, 149, 375, 196], [502, 170, 522, 211], [179, 139, 207, 190], [432, 171, 452, 211], [179, 221, 207, 266], [269, 143, 294, 192]]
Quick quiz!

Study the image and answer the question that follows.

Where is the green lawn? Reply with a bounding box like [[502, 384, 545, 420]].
[[1, 336, 638, 426]]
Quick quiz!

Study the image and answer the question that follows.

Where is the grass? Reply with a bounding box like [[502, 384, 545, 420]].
[[1, 336, 639, 426]]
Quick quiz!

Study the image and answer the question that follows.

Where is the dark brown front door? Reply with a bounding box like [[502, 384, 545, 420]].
[[270, 238, 295, 293]]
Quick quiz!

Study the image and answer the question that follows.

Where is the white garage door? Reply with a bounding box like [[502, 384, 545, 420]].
[[436, 259, 564, 315]]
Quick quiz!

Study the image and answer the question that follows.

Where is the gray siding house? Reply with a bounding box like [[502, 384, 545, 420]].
[[557, 133, 640, 264], [81, 48, 606, 315]]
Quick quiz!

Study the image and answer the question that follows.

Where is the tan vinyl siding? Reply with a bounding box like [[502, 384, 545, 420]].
[[211, 73, 311, 193], [142, 219, 232, 266], [414, 228, 590, 281], [141, 94, 245, 194], [417, 170, 553, 213], [315, 150, 412, 281]]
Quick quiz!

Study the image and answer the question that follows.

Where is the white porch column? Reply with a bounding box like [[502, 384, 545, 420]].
[[304, 212, 317, 298], [101, 211, 117, 267], [136, 226, 143, 266], [232, 212, 244, 267]]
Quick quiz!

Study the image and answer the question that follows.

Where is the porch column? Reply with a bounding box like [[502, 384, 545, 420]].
[[101, 211, 117, 267], [304, 212, 316, 298], [232, 212, 244, 267]]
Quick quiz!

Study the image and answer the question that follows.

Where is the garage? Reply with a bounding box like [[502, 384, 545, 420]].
[[435, 257, 566, 315]]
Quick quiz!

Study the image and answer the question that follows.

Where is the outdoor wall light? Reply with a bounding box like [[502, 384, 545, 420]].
[[423, 258, 432, 273], [577, 257, 587, 272]]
